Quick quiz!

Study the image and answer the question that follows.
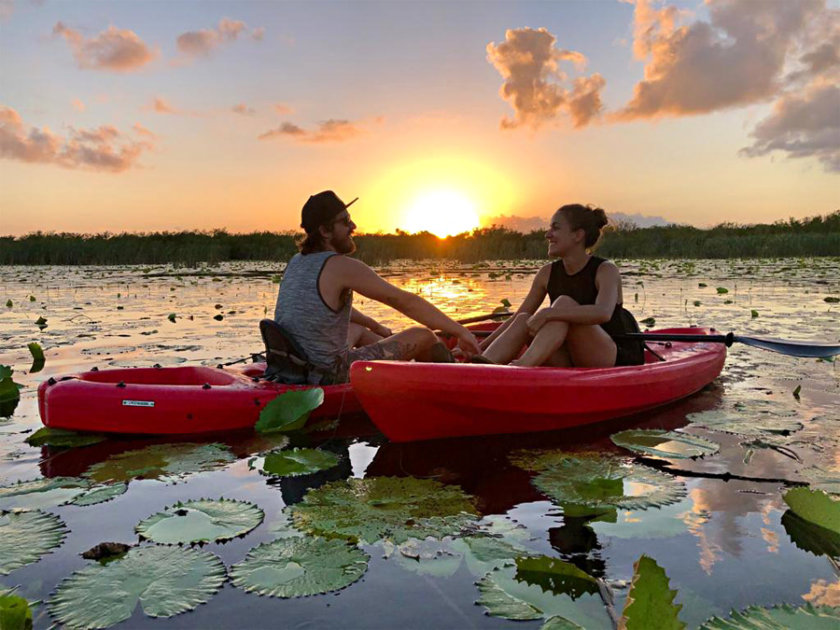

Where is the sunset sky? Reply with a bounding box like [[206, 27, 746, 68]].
[[1, 0, 838, 237]]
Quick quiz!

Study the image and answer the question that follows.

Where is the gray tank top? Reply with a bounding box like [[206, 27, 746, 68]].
[[273, 251, 352, 376]]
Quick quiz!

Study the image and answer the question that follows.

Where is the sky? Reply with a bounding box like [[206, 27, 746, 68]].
[[1, 0, 838, 237]]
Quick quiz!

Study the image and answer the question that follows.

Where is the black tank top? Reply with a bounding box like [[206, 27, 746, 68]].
[[547, 256, 624, 338]]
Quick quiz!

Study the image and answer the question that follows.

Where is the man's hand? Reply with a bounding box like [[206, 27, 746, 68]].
[[526, 309, 554, 335], [454, 327, 481, 357]]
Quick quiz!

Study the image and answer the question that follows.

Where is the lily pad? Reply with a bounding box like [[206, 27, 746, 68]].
[[49, 545, 226, 629], [511, 451, 686, 511], [0, 510, 68, 575], [476, 571, 542, 621], [249, 448, 339, 477], [781, 510, 840, 558], [687, 409, 803, 437], [71, 483, 129, 507], [0, 477, 90, 510], [782, 488, 840, 535], [0, 592, 33, 630], [255, 388, 324, 434], [700, 604, 840, 629], [27, 342, 45, 374], [290, 476, 478, 544], [26, 427, 107, 448], [83, 443, 235, 483], [514, 556, 599, 600], [611, 430, 719, 459], [136, 499, 264, 545], [230, 537, 368, 598], [0, 366, 21, 418], [621, 555, 684, 630]]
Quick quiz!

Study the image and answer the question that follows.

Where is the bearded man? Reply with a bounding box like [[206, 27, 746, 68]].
[[272, 190, 480, 384]]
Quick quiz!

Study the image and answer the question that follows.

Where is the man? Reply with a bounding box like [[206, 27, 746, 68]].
[[273, 190, 480, 384]]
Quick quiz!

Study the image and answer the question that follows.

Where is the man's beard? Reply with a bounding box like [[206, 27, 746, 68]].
[[330, 232, 356, 255]]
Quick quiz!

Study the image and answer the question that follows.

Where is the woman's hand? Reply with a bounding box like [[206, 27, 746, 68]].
[[372, 323, 393, 338], [454, 327, 481, 357], [526, 308, 554, 335]]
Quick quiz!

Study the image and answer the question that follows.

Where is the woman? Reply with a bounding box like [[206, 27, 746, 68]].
[[473, 203, 644, 367]]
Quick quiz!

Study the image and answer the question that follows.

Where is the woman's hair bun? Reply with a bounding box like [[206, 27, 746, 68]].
[[591, 207, 608, 230]]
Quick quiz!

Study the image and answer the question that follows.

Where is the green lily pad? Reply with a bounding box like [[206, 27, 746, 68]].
[[476, 571, 542, 620], [541, 617, 584, 630], [70, 483, 128, 507], [0, 510, 68, 575], [611, 430, 719, 459], [621, 555, 684, 630], [0, 366, 21, 418], [782, 488, 840, 535], [514, 556, 599, 600], [0, 477, 90, 509], [0, 593, 32, 630], [255, 388, 324, 433], [27, 342, 44, 374], [249, 447, 339, 477], [136, 499, 264, 545], [290, 476, 478, 544], [26, 427, 107, 448], [83, 443, 235, 483], [781, 510, 840, 558], [230, 537, 368, 598], [687, 409, 803, 437], [798, 466, 840, 496], [49, 546, 226, 629], [510, 451, 686, 511], [700, 604, 840, 629]]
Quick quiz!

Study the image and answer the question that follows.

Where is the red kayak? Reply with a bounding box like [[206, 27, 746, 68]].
[[350, 327, 726, 442], [38, 363, 360, 435]]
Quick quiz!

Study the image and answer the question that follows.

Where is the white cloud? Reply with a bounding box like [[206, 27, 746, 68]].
[[53, 22, 157, 72]]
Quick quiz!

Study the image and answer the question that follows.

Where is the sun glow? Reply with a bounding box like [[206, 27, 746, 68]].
[[402, 190, 481, 237]]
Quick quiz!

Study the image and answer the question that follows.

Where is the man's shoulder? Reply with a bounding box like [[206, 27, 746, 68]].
[[322, 254, 371, 278]]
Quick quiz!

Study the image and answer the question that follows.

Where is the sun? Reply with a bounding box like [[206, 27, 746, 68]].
[[402, 190, 480, 237]]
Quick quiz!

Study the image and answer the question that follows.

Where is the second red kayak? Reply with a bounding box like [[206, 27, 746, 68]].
[[350, 327, 726, 442]]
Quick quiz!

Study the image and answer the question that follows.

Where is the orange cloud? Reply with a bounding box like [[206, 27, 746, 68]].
[[486, 27, 606, 130], [53, 22, 157, 72], [132, 122, 157, 139], [274, 103, 294, 115], [176, 17, 259, 60], [614, 0, 825, 120], [147, 97, 178, 114], [232, 103, 255, 116], [72, 98, 86, 112], [0, 105, 153, 172], [258, 119, 364, 143]]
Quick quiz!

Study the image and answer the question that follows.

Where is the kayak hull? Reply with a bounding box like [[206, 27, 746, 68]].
[[38, 363, 359, 435], [350, 328, 726, 442]]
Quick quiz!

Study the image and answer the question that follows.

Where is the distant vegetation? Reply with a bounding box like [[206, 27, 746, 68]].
[[1, 211, 837, 265]]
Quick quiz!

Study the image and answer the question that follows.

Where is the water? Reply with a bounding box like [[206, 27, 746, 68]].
[[1, 259, 838, 628]]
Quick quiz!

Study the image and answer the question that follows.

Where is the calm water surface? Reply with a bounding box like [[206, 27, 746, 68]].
[[1, 259, 838, 629]]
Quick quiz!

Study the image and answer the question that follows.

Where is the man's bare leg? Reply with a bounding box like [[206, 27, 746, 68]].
[[348, 321, 383, 348], [350, 326, 438, 362]]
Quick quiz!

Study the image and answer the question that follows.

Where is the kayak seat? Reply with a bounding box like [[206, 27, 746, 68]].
[[259, 319, 321, 384]]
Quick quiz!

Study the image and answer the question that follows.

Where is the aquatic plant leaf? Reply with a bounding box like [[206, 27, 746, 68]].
[[83, 443, 235, 483], [25, 427, 106, 448], [49, 546, 226, 629], [136, 498, 264, 545], [541, 616, 584, 630], [686, 410, 803, 437], [798, 466, 840, 496], [26, 342, 44, 374], [511, 451, 686, 511], [249, 447, 339, 477], [620, 555, 684, 630], [290, 476, 478, 544], [0, 593, 32, 630], [782, 488, 840, 535], [475, 572, 542, 621], [393, 539, 463, 578], [167, 313, 176, 322], [70, 483, 128, 507], [0, 366, 21, 418], [514, 556, 598, 600], [0, 510, 67, 575], [0, 477, 90, 510], [611, 430, 719, 459], [781, 510, 840, 558], [640, 317, 655, 327], [255, 388, 324, 434], [230, 537, 368, 598], [716, 287, 728, 294], [699, 604, 840, 629]]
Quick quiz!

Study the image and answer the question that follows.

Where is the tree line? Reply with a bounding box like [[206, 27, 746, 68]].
[[1, 211, 837, 266]]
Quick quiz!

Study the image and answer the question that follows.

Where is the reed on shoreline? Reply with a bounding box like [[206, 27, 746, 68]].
[[1, 211, 837, 265]]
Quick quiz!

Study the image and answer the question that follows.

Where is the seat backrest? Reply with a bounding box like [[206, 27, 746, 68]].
[[258, 319, 311, 381]]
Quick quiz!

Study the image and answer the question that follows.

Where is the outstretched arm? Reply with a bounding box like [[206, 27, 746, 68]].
[[351, 307, 392, 337]]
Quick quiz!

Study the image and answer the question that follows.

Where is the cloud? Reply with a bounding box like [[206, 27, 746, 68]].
[[0, 0, 13, 22], [274, 103, 294, 115], [232, 103, 255, 116], [147, 97, 178, 114], [0, 105, 153, 172], [486, 27, 606, 129], [258, 119, 364, 143], [132, 122, 157, 139], [740, 83, 840, 172], [176, 17, 257, 60], [614, 0, 825, 119], [72, 98, 86, 112], [53, 22, 157, 72]]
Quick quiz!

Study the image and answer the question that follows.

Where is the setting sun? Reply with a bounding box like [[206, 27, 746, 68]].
[[402, 190, 481, 237]]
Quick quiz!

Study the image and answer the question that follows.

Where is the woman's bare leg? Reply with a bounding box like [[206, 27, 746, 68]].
[[481, 313, 532, 364], [564, 324, 617, 367], [512, 320, 571, 366]]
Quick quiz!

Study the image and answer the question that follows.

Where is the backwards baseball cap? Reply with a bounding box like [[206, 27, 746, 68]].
[[301, 190, 359, 233]]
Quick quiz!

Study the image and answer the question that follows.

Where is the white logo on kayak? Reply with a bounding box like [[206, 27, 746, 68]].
[[122, 400, 155, 407]]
